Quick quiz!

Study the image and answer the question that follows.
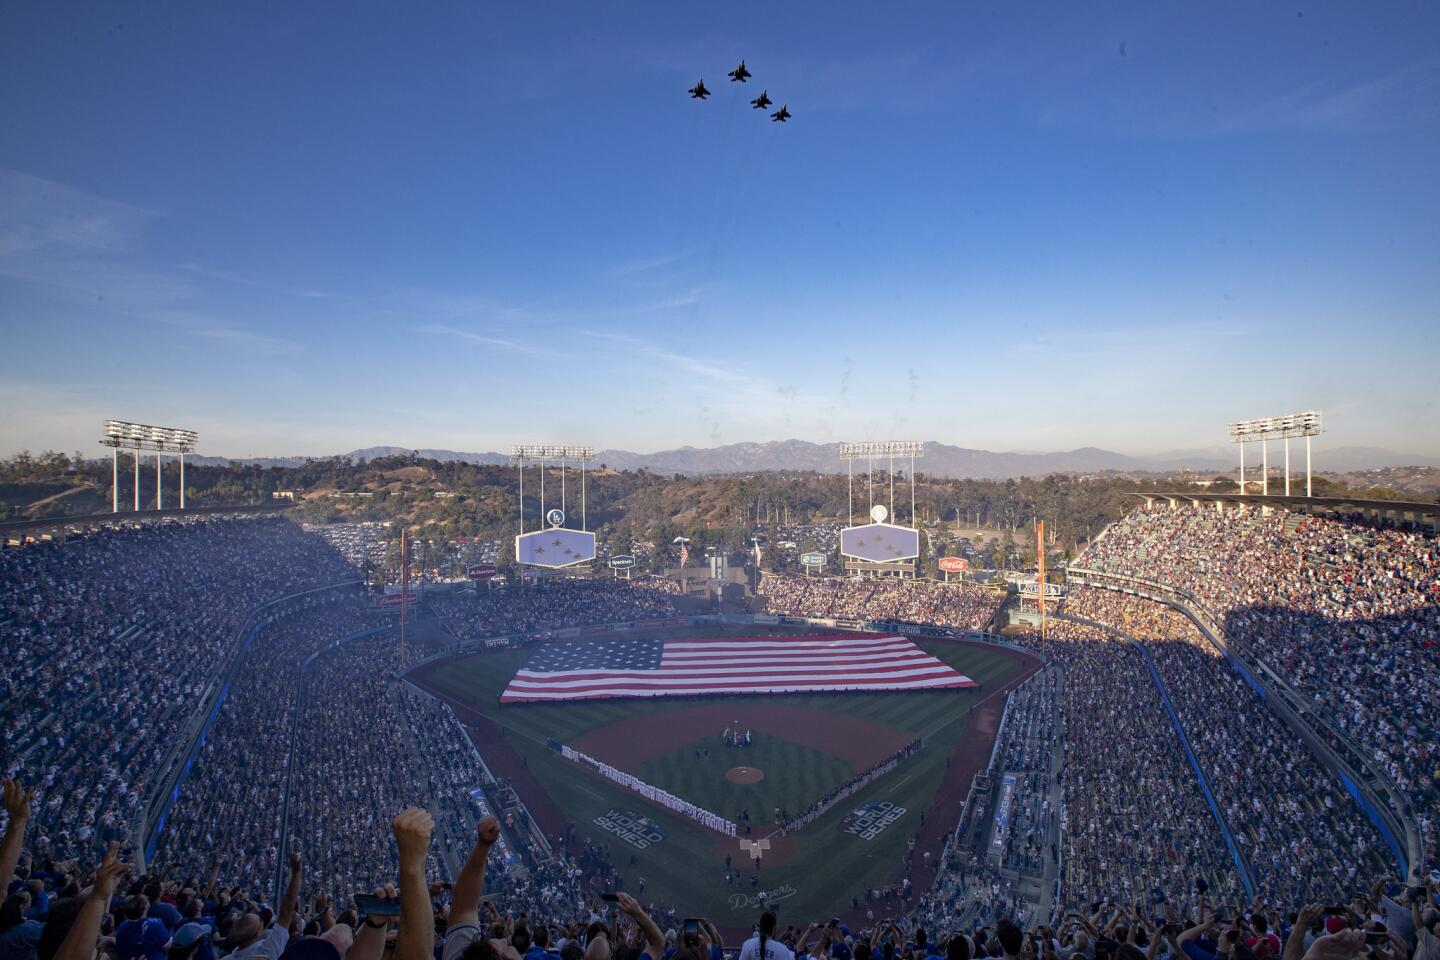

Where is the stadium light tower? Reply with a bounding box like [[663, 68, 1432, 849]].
[[99, 420, 199, 513], [838, 441, 925, 579], [1227, 410, 1323, 498], [511, 445, 597, 578], [838, 441, 925, 527]]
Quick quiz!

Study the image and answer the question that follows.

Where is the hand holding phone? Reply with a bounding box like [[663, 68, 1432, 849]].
[[353, 894, 402, 918]]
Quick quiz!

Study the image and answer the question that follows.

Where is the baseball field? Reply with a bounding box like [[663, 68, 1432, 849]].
[[408, 624, 1035, 926]]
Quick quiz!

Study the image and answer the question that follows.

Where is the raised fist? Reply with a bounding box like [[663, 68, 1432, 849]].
[[392, 808, 436, 866]]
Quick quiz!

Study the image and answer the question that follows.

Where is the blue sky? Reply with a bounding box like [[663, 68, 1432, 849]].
[[2, 2, 1438, 459]]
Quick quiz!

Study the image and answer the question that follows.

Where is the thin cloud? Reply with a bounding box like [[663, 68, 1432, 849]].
[[1044, 59, 1440, 138], [156, 313, 303, 356], [645, 287, 705, 310], [1219, 62, 1440, 134], [580, 330, 748, 385], [0, 167, 157, 256], [0, 168, 308, 356], [577, 329, 837, 438], [182, 263, 341, 301], [423, 324, 543, 355], [611, 252, 690, 277]]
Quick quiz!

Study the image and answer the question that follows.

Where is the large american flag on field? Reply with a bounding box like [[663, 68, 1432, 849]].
[[499, 632, 976, 703]]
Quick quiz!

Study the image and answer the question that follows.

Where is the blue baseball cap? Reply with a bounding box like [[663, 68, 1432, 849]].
[[173, 924, 213, 948]]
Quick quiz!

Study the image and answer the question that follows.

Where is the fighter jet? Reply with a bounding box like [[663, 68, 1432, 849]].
[[688, 80, 711, 99], [750, 90, 772, 109], [728, 60, 751, 82], [770, 104, 791, 122]]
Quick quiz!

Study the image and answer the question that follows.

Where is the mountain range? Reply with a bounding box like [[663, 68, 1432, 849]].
[[186, 440, 1440, 479]]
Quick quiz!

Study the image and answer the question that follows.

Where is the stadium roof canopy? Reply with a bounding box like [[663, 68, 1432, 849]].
[[1128, 491, 1440, 531], [1, 502, 294, 542]]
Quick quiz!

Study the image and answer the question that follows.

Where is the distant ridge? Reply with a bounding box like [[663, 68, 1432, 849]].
[[183, 439, 1440, 478]]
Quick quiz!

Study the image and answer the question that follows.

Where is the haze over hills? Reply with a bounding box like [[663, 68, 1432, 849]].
[[185, 440, 1440, 479]]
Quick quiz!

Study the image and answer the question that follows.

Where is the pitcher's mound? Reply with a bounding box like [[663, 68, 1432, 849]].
[[725, 766, 765, 785]]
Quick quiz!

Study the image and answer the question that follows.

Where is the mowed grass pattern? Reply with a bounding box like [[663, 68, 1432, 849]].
[[416, 628, 1023, 922], [635, 732, 855, 823]]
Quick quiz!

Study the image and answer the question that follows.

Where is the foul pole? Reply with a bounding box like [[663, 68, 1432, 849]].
[[1037, 520, 1047, 638], [399, 528, 409, 666]]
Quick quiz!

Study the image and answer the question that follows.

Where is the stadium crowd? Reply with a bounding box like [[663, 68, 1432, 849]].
[[4, 774, 1438, 960], [991, 669, 1058, 880], [4, 510, 1437, 960], [1072, 507, 1440, 857], [1063, 587, 1393, 903], [1027, 621, 1245, 907], [758, 577, 1003, 631], [0, 519, 354, 865], [429, 581, 681, 644], [152, 595, 386, 893]]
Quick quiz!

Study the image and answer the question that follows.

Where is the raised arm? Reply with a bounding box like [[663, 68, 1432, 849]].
[[277, 852, 303, 930], [54, 843, 131, 960], [0, 779, 34, 888], [202, 862, 221, 901], [1284, 905, 1321, 960], [703, 920, 724, 951], [313, 894, 335, 932], [391, 808, 437, 960], [1178, 913, 1216, 946], [349, 885, 398, 960], [1300, 930, 1365, 960], [448, 816, 500, 927], [1413, 879, 1436, 939], [617, 893, 664, 960]]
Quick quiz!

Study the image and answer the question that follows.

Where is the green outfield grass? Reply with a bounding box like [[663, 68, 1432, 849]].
[[634, 731, 855, 823], [414, 627, 1025, 923]]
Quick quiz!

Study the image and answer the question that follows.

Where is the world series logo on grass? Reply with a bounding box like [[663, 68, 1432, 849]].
[[594, 808, 667, 849], [840, 800, 907, 840]]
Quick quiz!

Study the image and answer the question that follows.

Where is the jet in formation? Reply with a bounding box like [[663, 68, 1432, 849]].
[[689, 61, 789, 121]]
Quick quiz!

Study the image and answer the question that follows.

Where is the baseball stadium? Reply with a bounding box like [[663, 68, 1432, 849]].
[[4, 7, 1439, 960]]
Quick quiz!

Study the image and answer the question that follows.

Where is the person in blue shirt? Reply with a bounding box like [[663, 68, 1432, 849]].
[[169, 923, 214, 960], [116, 895, 173, 960], [144, 885, 183, 931], [178, 900, 218, 960], [0, 893, 45, 960], [21, 884, 47, 924], [523, 924, 555, 960]]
